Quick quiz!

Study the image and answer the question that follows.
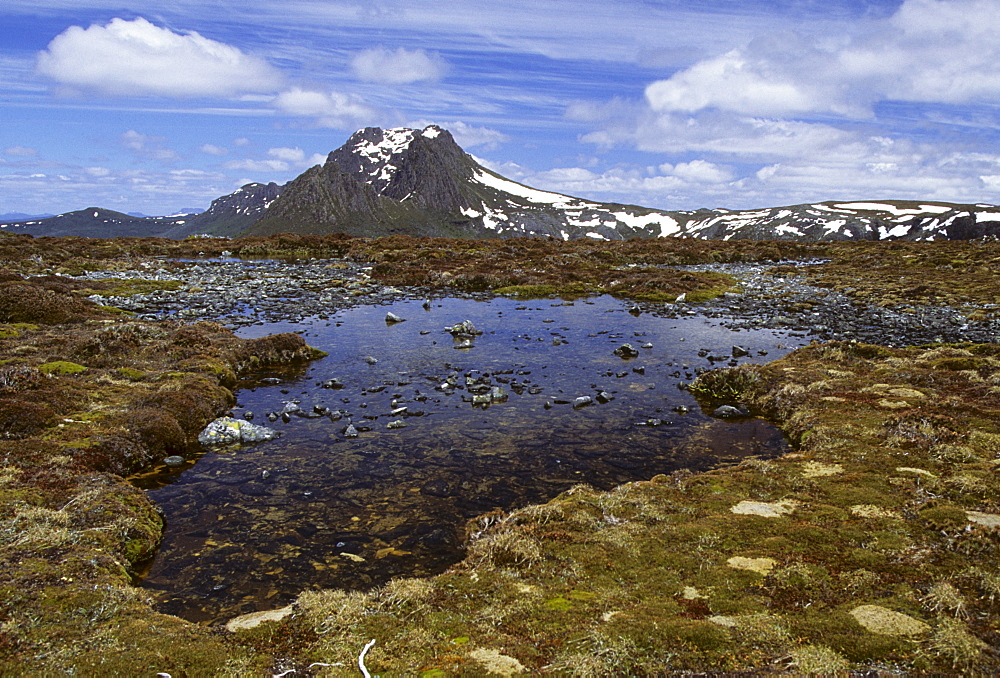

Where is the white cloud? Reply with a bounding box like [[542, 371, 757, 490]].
[[407, 120, 509, 150], [0, 165, 229, 216], [4, 146, 38, 157], [842, 0, 1000, 105], [223, 158, 290, 173], [36, 17, 284, 98], [120, 130, 180, 162], [351, 47, 447, 84], [268, 147, 306, 163], [661, 160, 733, 184], [200, 144, 228, 156], [641, 0, 1000, 120], [566, 0, 1000, 209], [646, 49, 833, 117], [222, 146, 325, 175], [273, 87, 377, 128]]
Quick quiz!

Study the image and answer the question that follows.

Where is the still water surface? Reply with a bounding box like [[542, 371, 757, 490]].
[[132, 295, 807, 623]]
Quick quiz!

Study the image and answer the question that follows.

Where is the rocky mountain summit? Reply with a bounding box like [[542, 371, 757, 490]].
[[5, 125, 1000, 241]]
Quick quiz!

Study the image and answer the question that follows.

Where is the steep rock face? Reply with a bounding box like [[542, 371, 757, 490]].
[[327, 126, 475, 212], [249, 126, 488, 237], [162, 182, 282, 238]]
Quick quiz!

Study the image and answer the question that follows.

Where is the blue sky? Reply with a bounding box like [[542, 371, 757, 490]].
[[3, 0, 1000, 216]]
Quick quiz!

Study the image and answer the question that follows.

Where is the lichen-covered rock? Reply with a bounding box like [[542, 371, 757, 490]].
[[447, 319, 481, 337], [198, 417, 279, 446]]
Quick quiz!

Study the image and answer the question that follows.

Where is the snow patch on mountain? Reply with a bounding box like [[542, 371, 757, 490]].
[[472, 169, 586, 209]]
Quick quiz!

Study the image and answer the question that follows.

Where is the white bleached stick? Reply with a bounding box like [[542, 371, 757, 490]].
[[358, 638, 376, 678]]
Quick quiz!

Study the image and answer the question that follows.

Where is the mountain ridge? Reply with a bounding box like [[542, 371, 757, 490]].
[[4, 125, 1000, 242]]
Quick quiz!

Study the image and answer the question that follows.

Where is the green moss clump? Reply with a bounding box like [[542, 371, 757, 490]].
[[84, 279, 183, 297], [38, 361, 88, 375]]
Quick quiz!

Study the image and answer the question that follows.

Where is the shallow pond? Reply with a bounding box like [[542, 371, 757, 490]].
[[131, 295, 807, 623]]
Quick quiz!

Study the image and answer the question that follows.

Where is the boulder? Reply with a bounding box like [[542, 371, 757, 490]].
[[613, 343, 639, 358], [198, 417, 280, 447], [447, 320, 482, 337]]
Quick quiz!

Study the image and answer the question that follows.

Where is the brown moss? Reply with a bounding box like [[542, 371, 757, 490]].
[[0, 281, 107, 324], [0, 400, 58, 439]]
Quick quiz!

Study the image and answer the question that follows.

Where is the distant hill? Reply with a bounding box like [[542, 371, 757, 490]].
[[0, 212, 54, 224], [4, 126, 1000, 241]]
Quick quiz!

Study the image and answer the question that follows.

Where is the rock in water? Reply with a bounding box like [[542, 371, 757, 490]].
[[613, 343, 639, 358], [713, 405, 749, 419], [447, 320, 481, 337], [198, 417, 280, 447], [385, 311, 405, 323]]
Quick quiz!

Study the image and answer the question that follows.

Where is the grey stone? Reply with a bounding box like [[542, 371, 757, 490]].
[[573, 396, 593, 408], [713, 405, 749, 419], [198, 417, 280, 447], [385, 311, 405, 323], [447, 320, 481, 337], [164, 455, 185, 467]]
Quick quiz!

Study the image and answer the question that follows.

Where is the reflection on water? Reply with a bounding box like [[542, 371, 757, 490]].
[[132, 296, 806, 623]]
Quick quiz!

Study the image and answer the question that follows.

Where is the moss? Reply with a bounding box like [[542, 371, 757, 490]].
[[114, 367, 146, 381], [82, 279, 183, 297], [37, 361, 87, 376]]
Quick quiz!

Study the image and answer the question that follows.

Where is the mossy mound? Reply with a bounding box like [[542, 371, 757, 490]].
[[0, 309, 324, 674]]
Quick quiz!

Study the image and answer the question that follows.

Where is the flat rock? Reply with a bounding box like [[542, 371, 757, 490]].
[[966, 510, 1000, 528], [801, 461, 843, 478], [726, 556, 776, 575], [851, 504, 901, 519], [466, 648, 527, 677], [225, 605, 294, 632], [730, 499, 797, 518], [849, 605, 930, 637]]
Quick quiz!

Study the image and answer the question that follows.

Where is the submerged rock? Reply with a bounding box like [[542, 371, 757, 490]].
[[713, 405, 750, 419], [198, 417, 280, 447]]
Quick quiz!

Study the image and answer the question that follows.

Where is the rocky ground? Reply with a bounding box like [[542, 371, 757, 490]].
[[76, 257, 1000, 350], [2, 233, 1000, 674]]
